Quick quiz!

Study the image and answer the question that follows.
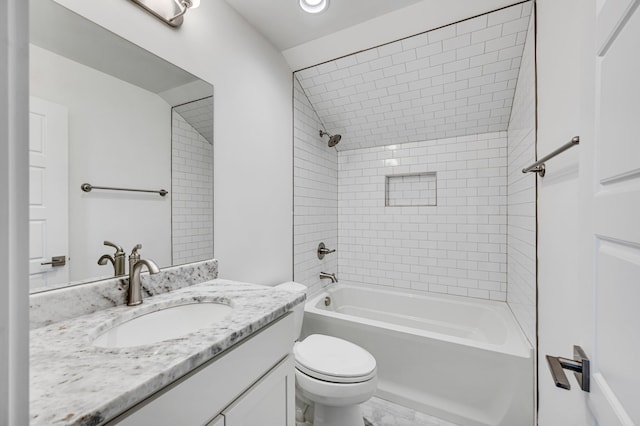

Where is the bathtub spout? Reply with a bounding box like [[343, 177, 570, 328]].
[[319, 272, 338, 283]]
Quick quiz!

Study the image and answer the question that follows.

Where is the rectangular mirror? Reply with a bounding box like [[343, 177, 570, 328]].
[[29, 0, 214, 292]]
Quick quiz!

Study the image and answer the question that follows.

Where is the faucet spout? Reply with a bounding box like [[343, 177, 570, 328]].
[[98, 254, 114, 266], [127, 259, 160, 306], [319, 272, 338, 283]]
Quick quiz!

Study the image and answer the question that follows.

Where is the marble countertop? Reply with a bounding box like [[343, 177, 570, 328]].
[[30, 279, 305, 426]]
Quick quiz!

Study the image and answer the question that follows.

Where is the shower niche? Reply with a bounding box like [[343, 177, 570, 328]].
[[293, 2, 537, 425], [385, 172, 437, 207]]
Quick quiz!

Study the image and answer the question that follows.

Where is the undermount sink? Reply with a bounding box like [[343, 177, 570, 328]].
[[93, 302, 234, 348]]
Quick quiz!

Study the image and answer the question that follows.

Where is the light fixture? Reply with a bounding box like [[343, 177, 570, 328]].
[[299, 0, 329, 14], [130, 0, 198, 27]]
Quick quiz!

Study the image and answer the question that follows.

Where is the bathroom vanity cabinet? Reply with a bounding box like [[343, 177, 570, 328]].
[[106, 314, 295, 426]]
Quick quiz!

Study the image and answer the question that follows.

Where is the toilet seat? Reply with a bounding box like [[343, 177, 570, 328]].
[[294, 334, 377, 384]]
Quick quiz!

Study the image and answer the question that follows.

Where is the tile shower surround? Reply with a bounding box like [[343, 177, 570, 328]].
[[338, 132, 508, 300], [293, 2, 535, 309], [295, 2, 533, 151], [172, 103, 214, 265], [293, 78, 338, 295], [506, 12, 536, 346]]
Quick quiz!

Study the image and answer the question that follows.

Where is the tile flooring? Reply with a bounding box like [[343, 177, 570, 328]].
[[362, 397, 459, 426]]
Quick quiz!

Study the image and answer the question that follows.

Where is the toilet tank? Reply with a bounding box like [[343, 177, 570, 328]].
[[275, 282, 307, 340]]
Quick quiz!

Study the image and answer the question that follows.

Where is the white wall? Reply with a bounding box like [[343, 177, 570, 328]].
[[293, 77, 338, 294], [537, 0, 595, 424], [172, 108, 214, 265], [337, 132, 508, 300], [51, 0, 294, 285], [506, 12, 536, 347], [30, 45, 172, 282], [0, 0, 29, 422]]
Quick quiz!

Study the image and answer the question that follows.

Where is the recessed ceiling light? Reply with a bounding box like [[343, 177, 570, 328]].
[[299, 0, 329, 14]]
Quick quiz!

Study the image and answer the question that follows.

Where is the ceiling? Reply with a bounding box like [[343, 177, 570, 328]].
[[223, 0, 424, 50], [295, 2, 533, 151]]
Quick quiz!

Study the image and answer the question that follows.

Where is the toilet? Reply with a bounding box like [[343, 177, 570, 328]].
[[276, 282, 377, 426]]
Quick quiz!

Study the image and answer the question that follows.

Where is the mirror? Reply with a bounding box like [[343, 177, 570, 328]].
[[29, 0, 214, 292]]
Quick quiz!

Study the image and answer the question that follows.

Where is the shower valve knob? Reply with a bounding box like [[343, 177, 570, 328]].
[[317, 242, 336, 260]]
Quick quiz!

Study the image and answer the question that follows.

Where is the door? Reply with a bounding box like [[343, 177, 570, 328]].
[[588, 0, 640, 423], [29, 97, 69, 290], [539, 0, 639, 424]]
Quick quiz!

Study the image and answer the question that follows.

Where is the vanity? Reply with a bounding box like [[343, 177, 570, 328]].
[[30, 277, 305, 425], [27, 1, 304, 423]]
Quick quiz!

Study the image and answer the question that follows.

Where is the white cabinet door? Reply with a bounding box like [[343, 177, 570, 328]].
[[222, 355, 295, 426]]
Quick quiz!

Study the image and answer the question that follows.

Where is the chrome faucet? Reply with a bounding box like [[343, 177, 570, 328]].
[[97, 241, 126, 276], [127, 258, 160, 306], [319, 272, 338, 283]]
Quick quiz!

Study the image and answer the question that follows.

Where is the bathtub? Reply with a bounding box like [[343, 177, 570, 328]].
[[301, 283, 533, 426]]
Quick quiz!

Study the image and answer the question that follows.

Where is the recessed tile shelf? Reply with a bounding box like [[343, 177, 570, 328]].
[[385, 172, 437, 207]]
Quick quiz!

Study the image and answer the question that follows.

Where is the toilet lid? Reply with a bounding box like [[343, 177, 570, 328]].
[[294, 334, 377, 384]]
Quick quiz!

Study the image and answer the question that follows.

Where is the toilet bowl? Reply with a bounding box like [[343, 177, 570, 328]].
[[295, 334, 377, 426], [276, 282, 378, 426]]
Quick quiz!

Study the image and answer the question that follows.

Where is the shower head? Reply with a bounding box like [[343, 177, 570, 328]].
[[319, 130, 342, 147]]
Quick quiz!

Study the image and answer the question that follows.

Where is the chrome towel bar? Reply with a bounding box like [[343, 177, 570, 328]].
[[522, 136, 580, 177], [81, 183, 168, 197]]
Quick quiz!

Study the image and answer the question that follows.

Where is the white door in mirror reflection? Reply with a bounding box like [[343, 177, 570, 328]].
[[29, 97, 69, 290]]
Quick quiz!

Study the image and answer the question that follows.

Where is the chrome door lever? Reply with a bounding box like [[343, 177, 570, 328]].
[[546, 345, 590, 392], [41, 255, 66, 267]]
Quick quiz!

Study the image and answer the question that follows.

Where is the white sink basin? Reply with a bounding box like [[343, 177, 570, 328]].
[[93, 302, 233, 348]]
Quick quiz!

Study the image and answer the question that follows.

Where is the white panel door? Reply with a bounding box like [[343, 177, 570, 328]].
[[539, 0, 639, 424], [29, 97, 69, 290], [588, 0, 640, 423]]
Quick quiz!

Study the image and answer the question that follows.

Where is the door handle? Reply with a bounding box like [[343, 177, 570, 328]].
[[546, 345, 590, 392], [41, 255, 66, 267]]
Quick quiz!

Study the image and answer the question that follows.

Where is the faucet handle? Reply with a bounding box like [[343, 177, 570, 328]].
[[129, 244, 142, 265], [130, 244, 142, 256], [103, 241, 124, 255]]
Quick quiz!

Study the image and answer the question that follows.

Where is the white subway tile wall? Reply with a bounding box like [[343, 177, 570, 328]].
[[171, 108, 214, 265], [293, 78, 338, 294], [386, 173, 437, 206], [296, 2, 532, 151], [338, 132, 508, 301], [506, 12, 536, 346], [293, 2, 536, 306]]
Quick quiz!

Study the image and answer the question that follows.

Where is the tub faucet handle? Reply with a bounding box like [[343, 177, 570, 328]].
[[317, 242, 336, 260]]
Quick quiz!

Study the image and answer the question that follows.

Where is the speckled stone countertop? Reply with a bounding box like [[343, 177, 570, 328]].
[[30, 279, 305, 426]]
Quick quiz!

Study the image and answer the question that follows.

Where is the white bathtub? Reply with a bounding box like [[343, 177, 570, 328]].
[[301, 283, 533, 426]]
